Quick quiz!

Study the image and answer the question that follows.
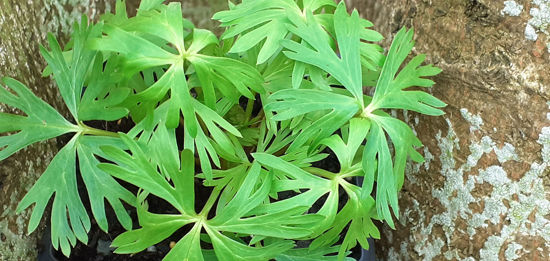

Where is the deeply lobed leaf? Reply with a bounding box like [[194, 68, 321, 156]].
[[0, 78, 76, 161], [4, 1, 446, 260], [214, 0, 336, 64]]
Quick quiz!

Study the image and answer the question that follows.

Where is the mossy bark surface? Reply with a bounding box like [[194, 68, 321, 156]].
[[0, 1, 226, 260], [349, 0, 550, 260]]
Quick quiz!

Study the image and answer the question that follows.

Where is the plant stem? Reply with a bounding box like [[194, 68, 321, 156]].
[[79, 122, 120, 137], [339, 164, 363, 178], [244, 97, 255, 123], [304, 167, 337, 179], [199, 186, 222, 218]]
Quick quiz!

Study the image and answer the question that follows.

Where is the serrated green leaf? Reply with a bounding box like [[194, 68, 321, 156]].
[[321, 118, 370, 172], [265, 89, 360, 151], [206, 227, 295, 261], [16, 137, 88, 257], [164, 224, 204, 261], [0, 77, 77, 161], [214, 0, 299, 64], [276, 245, 354, 261], [99, 134, 196, 215], [360, 113, 425, 228], [89, 23, 177, 75], [214, 0, 334, 64], [341, 27, 447, 230], [112, 202, 195, 254], [310, 186, 379, 257], [15, 134, 137, 257], [138, 0, 165, 11], [188, 53, 265, 109], [282, 3, 364, 105], [78, 54, 130, 121], [365, 27, 446, 115], [40, 16, 100, 121], [77, 136, 135, 232]]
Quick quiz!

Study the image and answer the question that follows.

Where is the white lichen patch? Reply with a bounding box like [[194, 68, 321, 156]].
[[423, 147, 434, 171], [417, 238, 445, 261], [537, 127, 550, 163], [479, 236, 506, 261], [529, 0, 550, 35], [386, 247, 400, 261], [460, 108, 483, 132], [478, 165, 509, 186], [501, 0, 550, 52], [494, 143, 520, 163], [385, 110, 550, 260], [476, 159, 550, 259], [0, 219, 37, 260], [40, 0, 112, 36], [501, 1, 524, 16], [0, 40, 7, 69], [505, 242, 523, 260], [526, 0, 550, 51], [525, 23, 539, 40], [466, 136, 494, 167]]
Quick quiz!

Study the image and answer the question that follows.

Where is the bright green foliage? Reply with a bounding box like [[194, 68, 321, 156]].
[[1, 0, 445, 260], [213, 0, 336, 64], [0, 77, 76, 161], [2, 17, 134, 257]]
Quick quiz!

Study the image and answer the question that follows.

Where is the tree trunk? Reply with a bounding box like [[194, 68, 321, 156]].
[[0, 1, 225, 260], [348, 0, 550, 260], [180, 0, 228, 35], [0, 2, 115, 259]]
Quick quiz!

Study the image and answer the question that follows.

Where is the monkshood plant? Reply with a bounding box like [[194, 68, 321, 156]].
[[1, 0, 445, 260]]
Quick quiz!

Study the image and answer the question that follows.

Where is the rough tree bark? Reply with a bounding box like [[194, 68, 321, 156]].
[[0, 1, 225, 260], [348, 0, 550, 260]]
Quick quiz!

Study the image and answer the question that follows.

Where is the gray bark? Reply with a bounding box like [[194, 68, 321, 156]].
[[348, 0, 550, 260]]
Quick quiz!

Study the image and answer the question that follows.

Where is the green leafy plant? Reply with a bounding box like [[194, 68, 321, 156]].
[[2, 0, 445, 260]]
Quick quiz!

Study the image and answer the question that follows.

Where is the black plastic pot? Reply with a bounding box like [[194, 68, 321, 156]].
[[358, 237, 376, 261], [38, 225, 56, 261]]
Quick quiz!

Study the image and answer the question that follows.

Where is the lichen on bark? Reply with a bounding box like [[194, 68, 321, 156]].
[[349, 0, 550, 260], [397, 112, 550, 260]]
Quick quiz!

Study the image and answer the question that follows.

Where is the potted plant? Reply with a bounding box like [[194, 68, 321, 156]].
[[1, 0, 445, 259]]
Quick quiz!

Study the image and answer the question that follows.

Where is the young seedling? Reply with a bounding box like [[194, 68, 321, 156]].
[[1, 0, 445, 259]]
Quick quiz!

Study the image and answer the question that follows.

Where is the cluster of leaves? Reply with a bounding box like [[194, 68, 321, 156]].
[[1, 0, 445, 260]]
